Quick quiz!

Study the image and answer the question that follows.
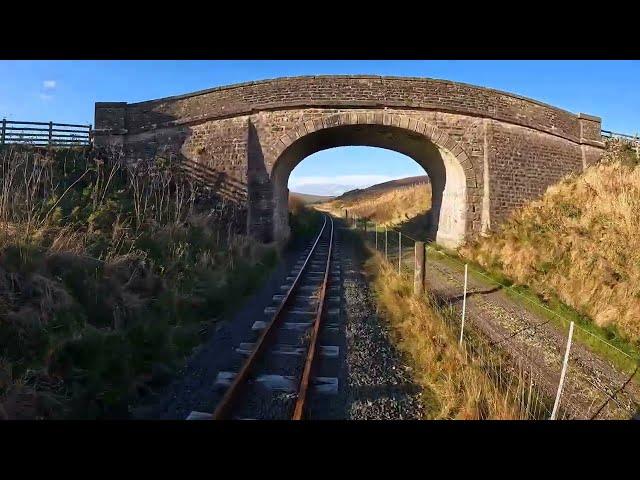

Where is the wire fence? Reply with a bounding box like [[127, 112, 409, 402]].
[[347, 213, 640, 420], [601, 130, 640, 158]]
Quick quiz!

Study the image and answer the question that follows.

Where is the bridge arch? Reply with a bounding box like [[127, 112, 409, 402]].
[[268, 112, 478, 248], [95, 75, 605, 245]]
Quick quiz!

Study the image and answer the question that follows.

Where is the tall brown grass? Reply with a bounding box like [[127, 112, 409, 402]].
[[365, 247, 541, 419], [321, 182, 431, 226], [0, 146, 276, 419], [462, 155, 640, 344], [288, 193, 306, 216]]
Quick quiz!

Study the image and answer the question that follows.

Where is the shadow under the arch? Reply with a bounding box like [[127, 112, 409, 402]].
[[387, 209, 437, 243]]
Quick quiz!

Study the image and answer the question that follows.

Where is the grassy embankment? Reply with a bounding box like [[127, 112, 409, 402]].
[[461, 140, 640, 369], [0, 146, 278, 419], [319, 181, 431, 227], [347, 228, 542, 419], [288, 193, 324, 239]]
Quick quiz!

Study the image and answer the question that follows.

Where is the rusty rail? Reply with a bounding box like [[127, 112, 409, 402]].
[[292, 215, 334, 420], [211, 215, 332, 420]]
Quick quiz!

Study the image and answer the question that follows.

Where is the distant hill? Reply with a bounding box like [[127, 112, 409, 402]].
[[290, 191, 335, 205], [334, 175, 429, 202], [317, 175, 431, 228]]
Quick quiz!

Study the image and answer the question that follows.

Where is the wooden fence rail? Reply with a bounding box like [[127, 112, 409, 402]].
[[1, 119, 92, 147]]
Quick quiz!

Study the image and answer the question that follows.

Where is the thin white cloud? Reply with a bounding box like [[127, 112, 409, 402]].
[[43, 80, 57, 90], [39, 93, 53, 101]]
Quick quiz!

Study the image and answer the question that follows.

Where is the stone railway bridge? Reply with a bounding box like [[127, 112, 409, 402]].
[[94, 75, 605, 248]]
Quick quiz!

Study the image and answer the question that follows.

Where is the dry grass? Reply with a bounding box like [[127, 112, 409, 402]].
[[364, 247, 540, 419], [462, 154, 640, 344], [320, 182, 431, 226], [0, 146, 277, 419], [288, 193, 306, 216]]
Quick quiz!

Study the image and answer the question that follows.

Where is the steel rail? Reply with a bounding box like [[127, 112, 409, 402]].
[[211, 215, 329, 420], [292, 215, 334, 420]]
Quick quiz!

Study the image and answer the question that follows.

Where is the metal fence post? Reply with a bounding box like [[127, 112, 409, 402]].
[[551, 321, 574, 420], [1, 118, 5, 145], [398, 231, 402, 274], [48, 121, 53, 146], [459, 264, 468, 347], [385, 227, 388, 261], [375, 223, 378, 250], [414, 241, 425, 296]]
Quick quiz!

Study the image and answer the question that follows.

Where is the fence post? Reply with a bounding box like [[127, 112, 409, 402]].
[[414, 241, 425, 296], [551, 321, 574, 420], [398, 231, 402, 274], [375, 223, 378, 250], [459, 264, 468, 347], [385, 227, 388, 261], [89, 124, 93, 146], [1, 118, 5, 145], [344, 209, 348, 219], [48, 121, 53, 146]]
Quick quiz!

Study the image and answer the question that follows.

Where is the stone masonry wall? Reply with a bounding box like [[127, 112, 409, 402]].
[[117, 76, 594, 145], [487, 120, 584, 224], [94, 76, 605, 244]]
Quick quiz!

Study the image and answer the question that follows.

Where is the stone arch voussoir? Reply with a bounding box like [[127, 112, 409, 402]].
[[272, 112, 479, 188]]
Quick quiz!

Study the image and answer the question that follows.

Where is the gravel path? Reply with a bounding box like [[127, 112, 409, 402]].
[[421, 250, 640, 419]]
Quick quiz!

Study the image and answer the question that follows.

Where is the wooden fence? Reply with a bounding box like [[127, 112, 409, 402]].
[[1, 119, 92, 147]]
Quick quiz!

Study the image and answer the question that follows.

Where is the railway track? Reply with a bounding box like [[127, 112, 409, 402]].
[[186, 214, 341, 420]]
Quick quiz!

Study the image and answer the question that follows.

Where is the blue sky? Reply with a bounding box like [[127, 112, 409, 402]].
[[1, 60, 638, 195]]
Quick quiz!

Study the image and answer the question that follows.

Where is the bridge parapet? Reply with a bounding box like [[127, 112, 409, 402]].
[[94, 76, 603, 146]]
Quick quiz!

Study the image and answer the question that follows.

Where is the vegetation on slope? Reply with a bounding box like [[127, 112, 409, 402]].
[[288, 191, 334, 205], [0, 146, 277, 419], [320, 179, 431, 226], [359, 236, 538, 419], [462, 140, 640, 345], [288, 193, 323, 239]]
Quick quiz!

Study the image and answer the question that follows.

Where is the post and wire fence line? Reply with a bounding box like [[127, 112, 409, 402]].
[[601, 129, 640, 158], [1, 119, 92, 147], [343, 209, 640, 420]]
